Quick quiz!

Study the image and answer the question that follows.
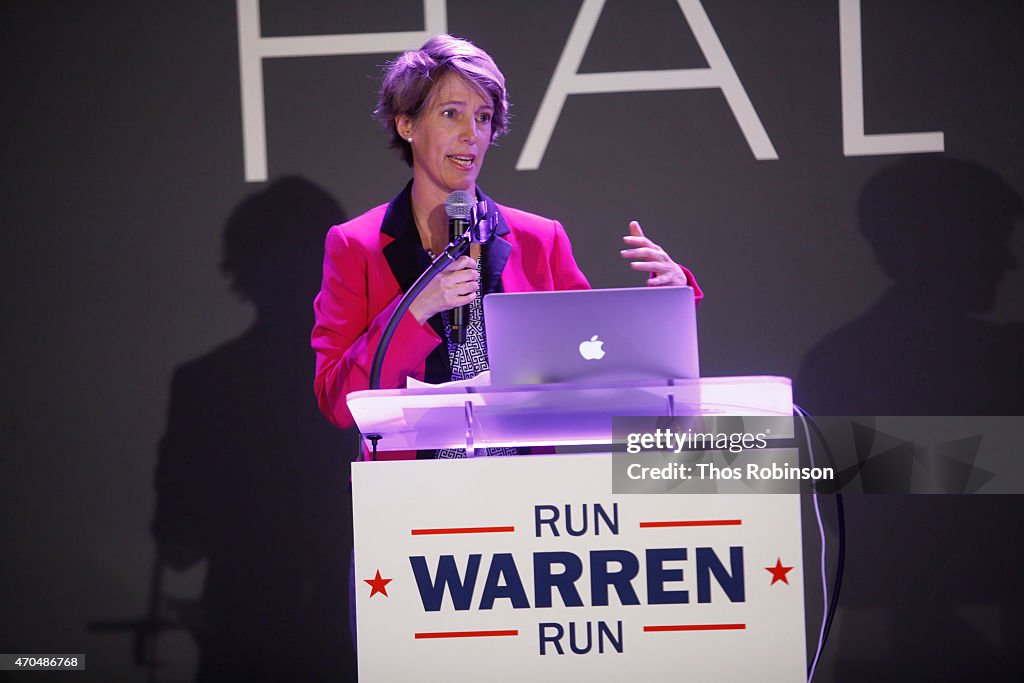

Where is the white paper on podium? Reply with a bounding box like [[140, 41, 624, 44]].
[[406, 370, 492, 390]]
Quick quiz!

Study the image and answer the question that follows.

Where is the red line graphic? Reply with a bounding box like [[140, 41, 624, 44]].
[[411, 525, 515, 536], [639, 519, 742, 528], [415, 629, 519, 639], [644, 624, 746, 632]]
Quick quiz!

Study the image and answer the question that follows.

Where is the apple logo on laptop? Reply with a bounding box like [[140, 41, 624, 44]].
[[579, 335, 606, 360]]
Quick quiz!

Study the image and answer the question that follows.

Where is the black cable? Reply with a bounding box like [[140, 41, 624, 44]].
[[794, 405, 846, 679], [368, 233, 472, 391], [357, 232, 473, 461]]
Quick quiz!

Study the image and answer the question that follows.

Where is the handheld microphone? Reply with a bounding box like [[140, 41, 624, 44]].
[[445, 190, 475, 344]]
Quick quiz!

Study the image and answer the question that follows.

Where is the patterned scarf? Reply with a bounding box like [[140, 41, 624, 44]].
[[434, 258, 519, 459]]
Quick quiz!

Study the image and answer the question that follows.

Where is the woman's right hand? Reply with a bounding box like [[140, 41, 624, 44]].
[[408, 255, 479, 324]]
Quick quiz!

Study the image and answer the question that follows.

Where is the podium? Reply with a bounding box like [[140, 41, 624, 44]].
[[348, 377, 807, 682]]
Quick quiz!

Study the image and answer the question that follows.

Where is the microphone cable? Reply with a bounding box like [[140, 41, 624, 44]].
[[794, 405, 847, 682]]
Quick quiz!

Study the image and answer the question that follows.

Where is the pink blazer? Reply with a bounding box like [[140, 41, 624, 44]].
[[311, 183, 701, 457]]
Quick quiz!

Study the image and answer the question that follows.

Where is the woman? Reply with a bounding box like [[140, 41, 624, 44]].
[[312, 35, 700, 451]]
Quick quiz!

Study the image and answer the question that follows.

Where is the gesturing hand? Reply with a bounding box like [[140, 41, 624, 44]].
[[620, 220, 689, 287], [408, 255, 479, 324]]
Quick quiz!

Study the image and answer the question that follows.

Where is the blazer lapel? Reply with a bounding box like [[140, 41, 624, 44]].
[[478, 189, 511, 295], [380, 180, 431, 292], [379, 181, 450, 382]]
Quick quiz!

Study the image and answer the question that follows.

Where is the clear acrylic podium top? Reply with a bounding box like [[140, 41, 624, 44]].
[[347, 376, 793, 453]]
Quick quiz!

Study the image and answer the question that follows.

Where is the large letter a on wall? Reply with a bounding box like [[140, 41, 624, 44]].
[[516, 0, 777, 170]]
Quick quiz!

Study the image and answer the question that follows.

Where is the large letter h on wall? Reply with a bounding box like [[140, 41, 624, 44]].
[[236, 0, 447, 182]]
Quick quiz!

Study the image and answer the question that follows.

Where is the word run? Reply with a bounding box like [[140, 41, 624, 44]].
[[409, 503, 746, 656]]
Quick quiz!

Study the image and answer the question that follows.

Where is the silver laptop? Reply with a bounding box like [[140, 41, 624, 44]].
[[483, 286, 699, 386]]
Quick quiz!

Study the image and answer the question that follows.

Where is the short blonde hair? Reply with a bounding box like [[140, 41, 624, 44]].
[[375, 35, 510, 166]]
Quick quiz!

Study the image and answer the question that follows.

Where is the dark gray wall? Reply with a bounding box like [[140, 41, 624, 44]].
[[2, 1, 1022, 681]]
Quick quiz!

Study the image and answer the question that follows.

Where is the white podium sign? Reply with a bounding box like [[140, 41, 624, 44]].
[[353, 454, 806, 682]]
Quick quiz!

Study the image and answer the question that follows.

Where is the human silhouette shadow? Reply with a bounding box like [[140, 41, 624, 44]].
[[796, 157, 1024, 681], [798, 156, 1023, 415], [152, 176, 357, 682]]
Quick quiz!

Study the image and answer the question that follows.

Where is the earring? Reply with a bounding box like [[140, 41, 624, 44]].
[[406, 137, 413, 143]]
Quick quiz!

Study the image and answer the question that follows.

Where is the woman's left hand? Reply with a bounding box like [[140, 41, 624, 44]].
[[620, 220, 689, 287]]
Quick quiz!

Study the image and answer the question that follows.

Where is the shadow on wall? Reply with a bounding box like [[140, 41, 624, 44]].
[[796, 157, 1024, 682], [151, 177, 357, 682], [797, 155, 1024, 415]]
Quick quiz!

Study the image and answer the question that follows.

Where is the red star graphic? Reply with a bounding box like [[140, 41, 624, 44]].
[[364, 569, 393, 598], [765, 558, 794, 586]]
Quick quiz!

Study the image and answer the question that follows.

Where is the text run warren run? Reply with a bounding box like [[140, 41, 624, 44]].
[[409, 503, 745, 656]]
